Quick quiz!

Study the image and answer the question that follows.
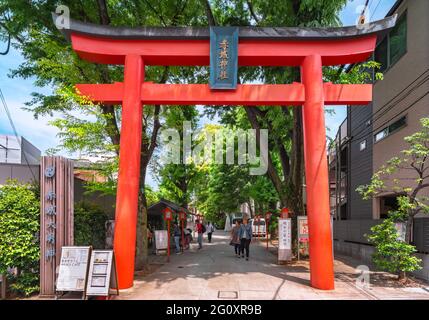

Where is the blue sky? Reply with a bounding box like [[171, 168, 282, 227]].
[[0, 0, 396, 186]]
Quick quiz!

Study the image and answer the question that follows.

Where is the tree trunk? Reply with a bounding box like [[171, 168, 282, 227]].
[[243, 106, 288, 207], [398, 270, 407, 281], [135, 166, 149, 271], [288, 106, 305, 216]]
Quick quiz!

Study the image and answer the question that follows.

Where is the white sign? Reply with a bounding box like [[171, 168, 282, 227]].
[[155, 230, 169, 251], [56, 246, 91, 292], [86, 250, 118, 297], [278, 219, 292, 250], [395, 222, 406, 241]]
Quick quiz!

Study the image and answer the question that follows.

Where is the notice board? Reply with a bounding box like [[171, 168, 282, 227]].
[[298, 216, 309, 242], [154, 230, 169, 251], [56, 246, 91, 292], [278, 218, 292, 262], [86, 250, 118, 297]]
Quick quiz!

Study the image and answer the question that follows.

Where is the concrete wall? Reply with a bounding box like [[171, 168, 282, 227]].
[[0, 163, 40, 185], [372, 0, 429, 217]]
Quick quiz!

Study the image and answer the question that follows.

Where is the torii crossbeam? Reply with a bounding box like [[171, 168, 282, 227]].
[[55, 13, 397, 291]]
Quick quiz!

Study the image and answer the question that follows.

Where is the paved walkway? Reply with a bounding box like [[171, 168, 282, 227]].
[[116, 231, 429, 300]]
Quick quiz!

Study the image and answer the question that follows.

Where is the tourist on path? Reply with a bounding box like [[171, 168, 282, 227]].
[[206, 221, 215, 243], [230, 220, 241, 257], [238, 217, 252, 260], [173, 222, 182, 254], [195, 219, 204, 249]]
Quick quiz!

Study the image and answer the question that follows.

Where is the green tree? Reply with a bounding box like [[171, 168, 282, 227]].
[[366, 204, 422, 280], [0, 0, 208, 271], [155, 106, 200, 208], [74, 201, 109, 249], [0, 180, 40, 296], [203, 0, 358, 217], [357, 118, 429, 279]]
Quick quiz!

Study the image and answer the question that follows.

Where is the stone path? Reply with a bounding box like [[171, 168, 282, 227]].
[[116, 231, 429, 300]]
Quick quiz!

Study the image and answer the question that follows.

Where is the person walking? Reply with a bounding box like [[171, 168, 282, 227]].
[[206, 221, 215, 243], [238, 217, 252, 260], [173, 222, 182, 254], [230, 220, 241, 257], [195, 219, 204, 249]]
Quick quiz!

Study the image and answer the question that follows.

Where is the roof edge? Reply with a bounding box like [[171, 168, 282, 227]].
[[52, 13, 397, 42]]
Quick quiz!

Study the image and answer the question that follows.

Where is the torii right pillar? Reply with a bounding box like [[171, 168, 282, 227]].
[[301, 54, 335, 290]]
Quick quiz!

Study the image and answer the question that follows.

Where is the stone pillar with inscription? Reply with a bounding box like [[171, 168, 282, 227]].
[[39, 156, 74, 297]]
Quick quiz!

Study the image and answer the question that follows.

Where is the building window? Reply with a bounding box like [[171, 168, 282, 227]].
[[359, 140, 367, 151], [374, 115, 407, 142], [374, 12, 407, 73], [379, 195, 401, 219]]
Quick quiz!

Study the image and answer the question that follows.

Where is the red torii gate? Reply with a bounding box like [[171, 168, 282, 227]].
[[56, 14, 396, 291]]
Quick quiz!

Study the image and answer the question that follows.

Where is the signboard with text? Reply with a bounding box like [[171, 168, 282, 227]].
[[209, 27, 239, 90], [154, 230, 169, 252], [278, 218, 292, 262], [278, 219, 292, 250], [86, 250, 118, 297], [298, 216, 309, 242], [56, 246, 91, 292]]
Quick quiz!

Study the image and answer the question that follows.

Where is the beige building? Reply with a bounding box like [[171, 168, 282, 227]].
[[371, 0, 429, 219], [330, 0, 429, 280]]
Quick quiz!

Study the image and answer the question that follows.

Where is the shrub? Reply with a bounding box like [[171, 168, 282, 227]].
[[0, 180, 40, 296], [367, 209, 422, 279], [74, 201, 108, 249]]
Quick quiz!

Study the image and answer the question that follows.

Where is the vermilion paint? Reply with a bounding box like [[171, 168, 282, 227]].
[[301, 55, 335, 290], [112, 55, 144, 289], [75, 82, 372, 106], [71, 32, 379, 291]]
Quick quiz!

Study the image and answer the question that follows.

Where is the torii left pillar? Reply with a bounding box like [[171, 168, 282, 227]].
[[301, 54, 334, 290], [113, 55, 145, 289]]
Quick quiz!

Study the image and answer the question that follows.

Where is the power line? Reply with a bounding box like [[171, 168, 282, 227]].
[[350, 74, 429, 141], [341, 68, 429, 142], [370, 0, 382, 21], [352, 73, 429, 140], [0, 87, 37, 181], [351, 89, 429, 143], [362, 68, 428, 125]]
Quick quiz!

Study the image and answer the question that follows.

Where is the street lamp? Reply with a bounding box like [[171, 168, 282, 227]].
[[280, 207, 290, 219]]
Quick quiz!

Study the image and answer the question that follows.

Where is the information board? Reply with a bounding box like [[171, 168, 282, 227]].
[[154, 230, 169, 251], [298, 216, 309, 242], [56, 246, 91, 292], [278, 219, 292, 249], [86, 250, 118, 297], [278, 218, 292, 262]]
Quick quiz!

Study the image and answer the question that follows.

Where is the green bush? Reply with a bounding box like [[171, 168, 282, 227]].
[[0, 180, 40, 296], [74, 201, 108, 249], [367, 212, 422, 279]]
